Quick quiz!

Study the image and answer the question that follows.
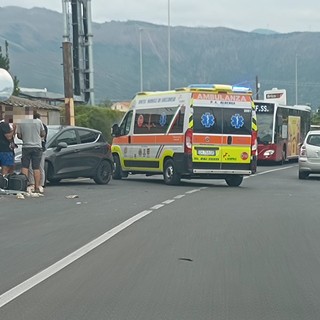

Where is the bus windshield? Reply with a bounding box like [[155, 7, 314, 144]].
[[257, 113, 273, 144]]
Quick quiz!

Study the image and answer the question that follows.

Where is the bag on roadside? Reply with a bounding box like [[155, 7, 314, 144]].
[[7, 173, 28, 191], [0, 174, 8, 189]]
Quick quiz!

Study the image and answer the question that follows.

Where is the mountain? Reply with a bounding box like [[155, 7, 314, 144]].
[[1, 6, 320, 108]]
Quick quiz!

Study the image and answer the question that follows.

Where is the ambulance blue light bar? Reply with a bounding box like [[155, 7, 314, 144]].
[[188, 84, 216, 89], [232, 86, 252, 93]]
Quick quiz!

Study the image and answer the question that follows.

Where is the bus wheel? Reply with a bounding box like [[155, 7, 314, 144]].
[[281, 148, 286, 165], [225, 175, 243, 187], [163, 159, 181, 185]]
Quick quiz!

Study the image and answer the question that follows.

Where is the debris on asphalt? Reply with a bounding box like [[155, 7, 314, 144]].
[[66, 195, 79, 199], [16, 193, 25, 200]]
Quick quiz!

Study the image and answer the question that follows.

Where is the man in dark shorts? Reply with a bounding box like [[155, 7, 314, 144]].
[[17, 116, 45, 193], [0, 110, 15, 175]]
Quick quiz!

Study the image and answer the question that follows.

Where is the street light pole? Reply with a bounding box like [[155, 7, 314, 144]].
[[139, 28, 143, 92], [295, 54, 298, 105], [168, 0, 171, 90]]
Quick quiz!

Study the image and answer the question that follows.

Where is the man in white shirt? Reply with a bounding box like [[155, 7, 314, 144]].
[[17, 117, 45, 193]]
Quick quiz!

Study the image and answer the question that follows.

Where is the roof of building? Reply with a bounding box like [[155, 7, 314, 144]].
[[19, 88, 84, 103], [0, 95, 61, 111]]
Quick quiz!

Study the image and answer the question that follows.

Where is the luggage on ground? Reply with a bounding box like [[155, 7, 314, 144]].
[[0, 174, 8, 189], [7, 173, 28, 191]]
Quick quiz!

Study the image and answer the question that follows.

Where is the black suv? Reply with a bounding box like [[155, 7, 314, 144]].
[[15, 125, 114, 185]]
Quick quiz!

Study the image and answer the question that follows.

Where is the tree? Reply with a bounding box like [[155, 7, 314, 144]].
[[0, 40, 20, 95]]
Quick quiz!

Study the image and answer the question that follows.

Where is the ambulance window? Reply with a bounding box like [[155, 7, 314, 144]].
[[223, 108, 251, 135], [119, 110, 133, 136], [193, 107, 222, 134], [169, 109, 184, 133], [134, 108, 178, 134]]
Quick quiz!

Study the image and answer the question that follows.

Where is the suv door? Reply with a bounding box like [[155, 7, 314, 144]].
[[48, 128, 80, 178], [77, 128, 104, 174]]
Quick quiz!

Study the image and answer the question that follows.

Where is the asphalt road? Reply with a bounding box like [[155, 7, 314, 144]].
[[1, 163, 320, 319]]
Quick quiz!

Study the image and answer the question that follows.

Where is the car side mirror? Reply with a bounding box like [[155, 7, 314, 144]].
[[111, 124, 120, 137], [56, 141, 68, 151]]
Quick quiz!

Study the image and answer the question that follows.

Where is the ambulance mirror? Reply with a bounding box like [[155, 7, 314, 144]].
[[111, 123, 120, 137]]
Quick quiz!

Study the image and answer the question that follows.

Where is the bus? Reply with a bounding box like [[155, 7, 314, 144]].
[[111, 84, 258, 187], [254, 100, 311, 162]]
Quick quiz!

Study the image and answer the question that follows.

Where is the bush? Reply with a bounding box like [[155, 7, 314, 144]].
[[74, 105, 124, 142]]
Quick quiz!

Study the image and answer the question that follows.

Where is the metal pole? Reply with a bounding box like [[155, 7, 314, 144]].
[[168, 0, 171, 90], [62, 42, 75, 126], [139, 28, 143, 92], [295, 54, 298, 105], [85, 0, 95, 105]]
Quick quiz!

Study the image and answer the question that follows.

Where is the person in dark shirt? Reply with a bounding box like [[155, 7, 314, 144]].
[[0, 110, 15, 175]]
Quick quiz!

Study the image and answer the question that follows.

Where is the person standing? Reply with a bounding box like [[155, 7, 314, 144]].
[[0, 110, 15, 175], [28, 112, 48, 192], [17, 114, 45, 193]]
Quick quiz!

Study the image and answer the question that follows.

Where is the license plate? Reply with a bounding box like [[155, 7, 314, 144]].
[[197, 149, 216, 156]]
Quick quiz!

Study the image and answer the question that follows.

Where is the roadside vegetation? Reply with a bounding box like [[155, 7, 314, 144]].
[[74, 105, 124, 142]]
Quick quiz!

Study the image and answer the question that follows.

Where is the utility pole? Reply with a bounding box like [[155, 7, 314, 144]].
[[62, 0, 74, 125], [62, 0, 95, 106], [139, 28, 143, 92], [62, 42, 75, 125], [167, 0, 171, 90], [295, 54, 298, 105]]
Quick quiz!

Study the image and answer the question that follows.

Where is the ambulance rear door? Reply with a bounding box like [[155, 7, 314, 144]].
[[192, 93, 252, 171]]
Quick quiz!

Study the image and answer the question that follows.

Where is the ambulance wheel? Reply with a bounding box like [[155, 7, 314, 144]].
[[225, 175, 243, 187], [113, 154, 125, 180], [163, 159, 181, 185]]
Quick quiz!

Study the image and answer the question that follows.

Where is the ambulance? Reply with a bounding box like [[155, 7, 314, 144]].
[[111, 84, 257, 186]]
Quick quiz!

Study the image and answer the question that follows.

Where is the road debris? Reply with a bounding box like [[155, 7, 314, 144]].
[[66, 195, 79, 199]]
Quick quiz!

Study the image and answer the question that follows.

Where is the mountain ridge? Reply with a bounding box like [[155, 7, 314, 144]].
[[0, 6, 319, 108]]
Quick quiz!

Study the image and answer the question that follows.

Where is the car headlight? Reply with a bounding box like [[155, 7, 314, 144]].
[[263, 150, 275, 156]]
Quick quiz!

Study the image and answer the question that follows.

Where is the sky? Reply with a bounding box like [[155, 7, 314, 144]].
[[1, 0, 320, 33]]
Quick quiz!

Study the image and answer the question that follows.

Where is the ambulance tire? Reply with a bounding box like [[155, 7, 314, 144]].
[[113, 154, 123, 180], [163, 159, 181, 185], [225, 175, 243, 187]]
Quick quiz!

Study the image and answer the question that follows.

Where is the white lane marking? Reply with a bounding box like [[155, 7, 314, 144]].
[[249, 164, 297, 178], [174, 194, 185, 199], [2, 164, 286, 308], [186, 189, 200, 194], [150, 204, 165, 210], [162, 199, 175, 204], [0, 210, 152, 309]]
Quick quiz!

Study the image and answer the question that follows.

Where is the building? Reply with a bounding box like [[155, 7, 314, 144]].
[[0, 95, 61, 125], [110, 101, 131, 112]]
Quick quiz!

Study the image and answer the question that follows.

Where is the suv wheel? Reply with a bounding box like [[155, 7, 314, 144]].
[[94, 160, 112, 184]]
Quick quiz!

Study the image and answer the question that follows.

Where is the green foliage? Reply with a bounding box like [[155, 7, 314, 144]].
[[98, 99, 113, 108], [0, 40, 20, 95], [311, 110, 320, 125], [74, 105, 124, 142]]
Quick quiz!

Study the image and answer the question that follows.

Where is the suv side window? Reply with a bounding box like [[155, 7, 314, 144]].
[[78, 129, 99, 143], [54, 129, 78, 146]]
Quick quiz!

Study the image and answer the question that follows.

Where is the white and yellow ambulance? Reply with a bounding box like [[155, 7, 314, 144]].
[[111, 84, 257, 186]]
